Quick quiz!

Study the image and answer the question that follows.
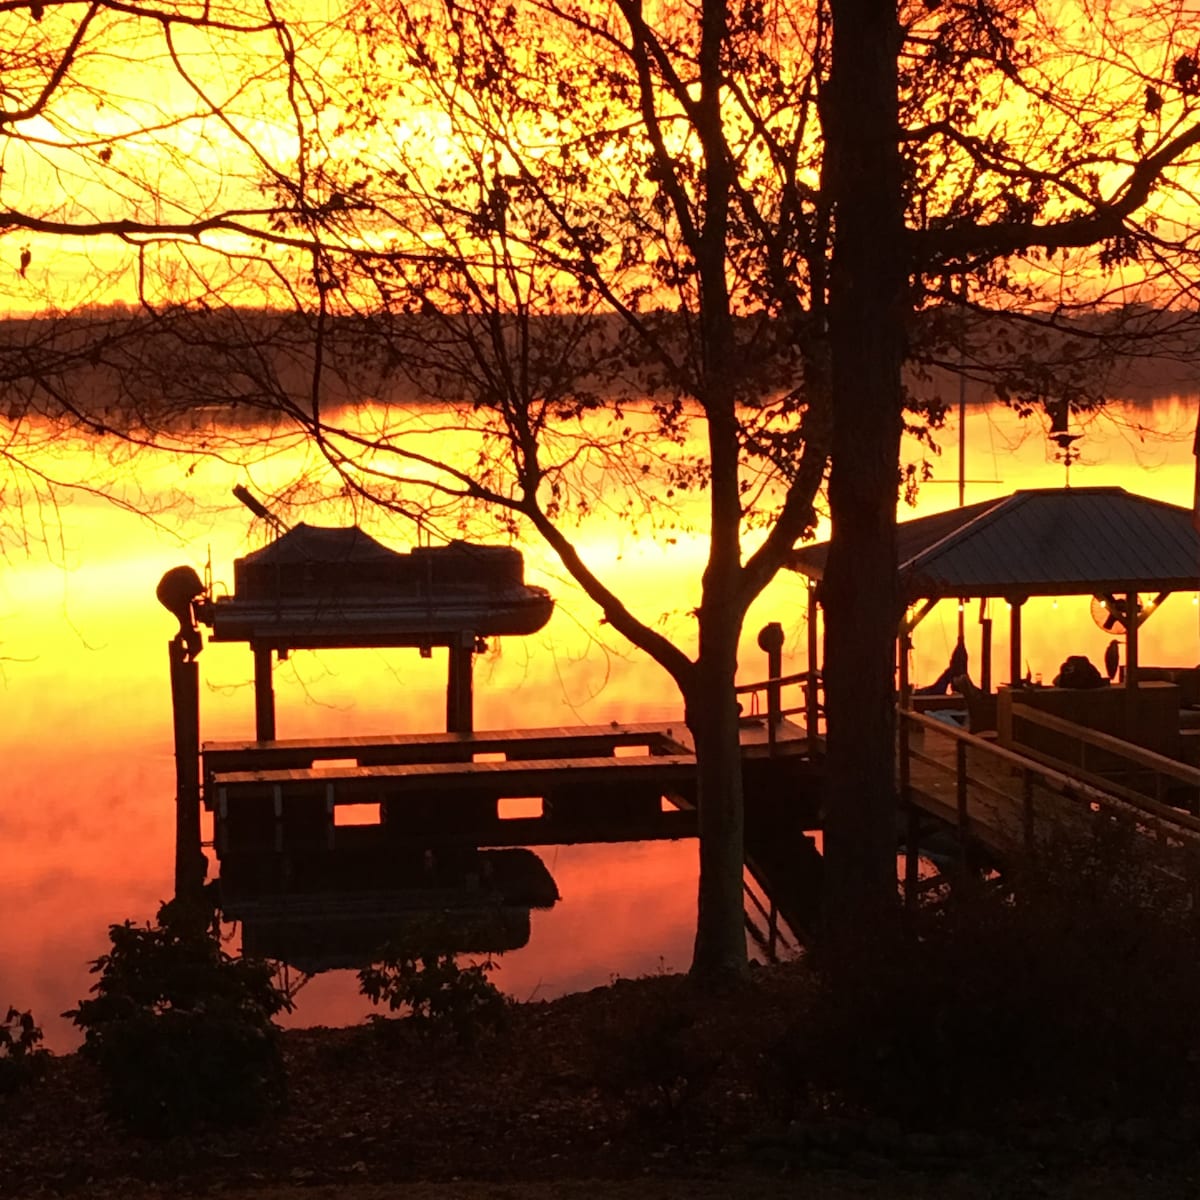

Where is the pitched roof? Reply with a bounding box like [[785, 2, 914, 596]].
[[238, 523, 400, 566], [788, 487, 1200, 601]]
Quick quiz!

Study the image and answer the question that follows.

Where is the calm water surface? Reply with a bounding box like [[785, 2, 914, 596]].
[[3, 395, 1198, 1049]]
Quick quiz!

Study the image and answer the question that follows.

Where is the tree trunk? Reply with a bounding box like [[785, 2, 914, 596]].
[[688, 609, 748, 982], [821, 0, 906, 939]]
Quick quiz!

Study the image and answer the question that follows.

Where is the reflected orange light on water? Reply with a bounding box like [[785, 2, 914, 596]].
[[2, 394, 1198, 1049]]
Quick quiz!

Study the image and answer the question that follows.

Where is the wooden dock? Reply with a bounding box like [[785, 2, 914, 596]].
[[203, 717, 822, 898], [899, 706, 1200, 892]]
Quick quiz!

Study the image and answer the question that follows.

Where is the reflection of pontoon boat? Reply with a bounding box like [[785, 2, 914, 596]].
[[195, 524, 554, 647], [229, 847, 560, 975]]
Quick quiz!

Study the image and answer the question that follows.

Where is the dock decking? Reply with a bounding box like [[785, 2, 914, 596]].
[[204, 717, 818, 863]]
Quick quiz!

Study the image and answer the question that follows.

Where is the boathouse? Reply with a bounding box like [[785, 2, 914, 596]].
[[790, 484, 1200, 717], [790, 485, 1200, 895]]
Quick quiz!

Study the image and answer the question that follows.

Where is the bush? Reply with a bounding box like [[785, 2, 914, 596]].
[[65, 891, 292, 1136], [359, 951, 508, 1044], [774, 821, 1200, 1126], [591, 983, 721, 1120], [0, 1007, 47, 1096]]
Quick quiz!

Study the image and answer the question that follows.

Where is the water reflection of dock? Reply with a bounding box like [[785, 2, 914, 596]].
[[232, 847, 559, 975]]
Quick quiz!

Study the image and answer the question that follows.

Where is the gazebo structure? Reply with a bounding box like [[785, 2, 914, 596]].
[[789, 486, 1200, 713]]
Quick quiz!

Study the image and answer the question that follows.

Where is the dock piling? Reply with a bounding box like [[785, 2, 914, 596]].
[[169, 637, 205, 900]]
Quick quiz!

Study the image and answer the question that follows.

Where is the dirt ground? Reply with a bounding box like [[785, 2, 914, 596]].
[[5, 965, 1200, 1200]]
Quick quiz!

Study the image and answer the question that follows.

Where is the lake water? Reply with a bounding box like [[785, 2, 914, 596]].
[[3, 393, 1198, 1049]]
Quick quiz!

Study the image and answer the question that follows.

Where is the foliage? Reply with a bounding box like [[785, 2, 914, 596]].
[[65, 891, 292, 1136], [771, 821, 1200, 1125], [359, 951, 508, 1045], [0, 1007, 47, 1097]]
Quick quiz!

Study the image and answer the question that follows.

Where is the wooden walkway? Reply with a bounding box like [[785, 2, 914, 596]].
[[900, 707, 1200, 885]]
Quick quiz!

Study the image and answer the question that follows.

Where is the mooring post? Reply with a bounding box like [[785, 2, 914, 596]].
[[253, 644, 276, 741], [447, 633, 475, 733], [757, 622, 785, 756], [168, 637, 205, 901]]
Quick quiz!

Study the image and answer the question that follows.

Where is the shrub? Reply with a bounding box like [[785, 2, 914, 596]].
[[359, 951, 508, 1044], [774, 820, 1200, 1126], [0, 1007, 47, 1096], [65, 890, 292, 1136], [591, 984, 721, 1120]]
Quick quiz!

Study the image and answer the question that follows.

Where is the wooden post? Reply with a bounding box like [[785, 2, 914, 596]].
[[805, 585, 820, 738], [980, 605, 993, 694], [1125, 592, 1140, 725], [253, 644, 276, 741], [956, 739, 969, 845], [897, 625, 912, 707], [757, 622, 784, 757], [1008, 598, 1024, 685], [169, 638, 205, 901], [901, 710, 918, 906], [447, 634, 475, 733], [898, 622, 919, 904], [1022, 769, 1035, 856]]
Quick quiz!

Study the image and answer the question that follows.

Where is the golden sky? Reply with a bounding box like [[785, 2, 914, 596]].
[[2, 0, 1200, 317]]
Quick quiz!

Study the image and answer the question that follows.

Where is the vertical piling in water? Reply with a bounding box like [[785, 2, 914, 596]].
[[253, 644, 276, 741], [447, 634, 475, 733], [169, 637, 205, 901]]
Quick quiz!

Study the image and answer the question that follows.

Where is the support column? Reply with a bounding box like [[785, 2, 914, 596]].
[[168, 638, 205, 901], [899, 620, 918, 904], [897, 625, 912, 707], [1126, 592, 1140, 722], [806, 585, 820, 738], [757, 622, 784, 756], [1008, 598, 1025, 686], [447, 633, 475, 733], [253, 644, 276, 742], [979, 599, 993, 694]]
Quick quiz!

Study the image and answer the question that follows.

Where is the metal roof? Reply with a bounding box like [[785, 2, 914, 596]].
[[788, 487, 1200, 601]]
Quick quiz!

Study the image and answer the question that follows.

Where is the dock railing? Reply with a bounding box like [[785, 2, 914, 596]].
[[734, 668, 823, 753], [1006, 702, 1200, 815], [897, 706, 1200, 903]]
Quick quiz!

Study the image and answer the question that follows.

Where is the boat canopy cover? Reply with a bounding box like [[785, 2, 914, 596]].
[[199, 525, 553, 646]]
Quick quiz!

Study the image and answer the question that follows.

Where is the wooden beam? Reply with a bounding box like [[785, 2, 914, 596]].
[[902, 598, 939, 635], [1125, 591, 1140, 723], [1008, 598, 1025, 685], [806, 585, 820, 737], [169, 639, 205, 901], [446, 636, 475, 734], [253, 644, 276, 742], [979, 599, 993, 694]]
